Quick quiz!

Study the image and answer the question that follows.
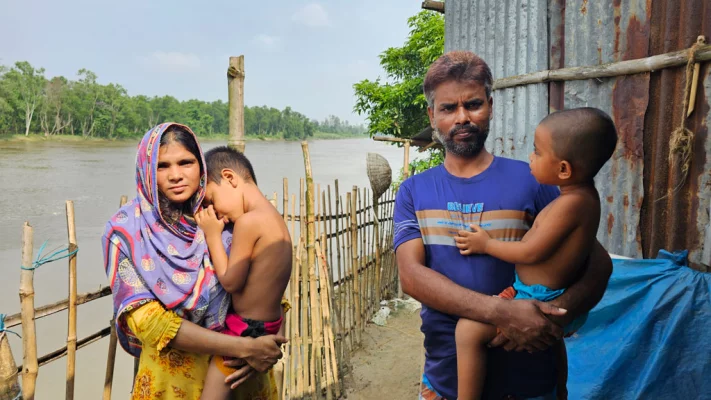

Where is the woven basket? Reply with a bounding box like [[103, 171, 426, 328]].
[[366, 152, 392, 200]]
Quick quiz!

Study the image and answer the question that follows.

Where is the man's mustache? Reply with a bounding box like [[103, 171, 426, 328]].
[[447, 124, 482, 137]]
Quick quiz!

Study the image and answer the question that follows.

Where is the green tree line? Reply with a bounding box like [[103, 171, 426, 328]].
[[0, 61, 365, 139]]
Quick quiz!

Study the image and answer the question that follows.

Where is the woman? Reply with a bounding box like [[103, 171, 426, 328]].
[[102, 122, 286, 399]]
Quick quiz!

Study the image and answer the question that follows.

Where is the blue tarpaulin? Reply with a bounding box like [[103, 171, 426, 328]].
[[567, 250, 711, 399]]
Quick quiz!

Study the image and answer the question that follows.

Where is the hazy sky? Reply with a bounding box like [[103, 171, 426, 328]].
[[0, 0, 423, 124]]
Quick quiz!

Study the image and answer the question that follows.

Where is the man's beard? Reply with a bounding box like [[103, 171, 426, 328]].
[[433, 123, 489, 157]]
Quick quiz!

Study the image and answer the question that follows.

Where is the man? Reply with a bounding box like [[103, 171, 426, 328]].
[[394, 51, 612, 399]]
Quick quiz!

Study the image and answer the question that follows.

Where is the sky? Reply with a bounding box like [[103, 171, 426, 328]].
[[0, 0, 423, 125]]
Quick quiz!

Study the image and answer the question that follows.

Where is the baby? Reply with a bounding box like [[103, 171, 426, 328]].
[[454, 108, 618, 399], [196, 146, 292, 399]]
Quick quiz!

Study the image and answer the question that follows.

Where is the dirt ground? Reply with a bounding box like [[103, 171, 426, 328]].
[[341, 299, 425, 400]]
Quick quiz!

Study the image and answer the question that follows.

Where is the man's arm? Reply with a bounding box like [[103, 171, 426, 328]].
[[397, 238, 566, 351], [547, 240, 612, 325]]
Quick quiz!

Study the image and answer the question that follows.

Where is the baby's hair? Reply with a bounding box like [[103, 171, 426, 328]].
[[204, 146, 258, 185], [542, 107, 618, 180]]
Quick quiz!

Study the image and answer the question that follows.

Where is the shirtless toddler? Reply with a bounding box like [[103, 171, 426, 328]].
[[454, 108, 618, 400]]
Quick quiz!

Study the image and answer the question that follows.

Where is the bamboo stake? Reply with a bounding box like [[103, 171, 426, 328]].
[[270, 191, 278, 209], [20, 222, 38, 400], [293, 237, 303, 399], [301, 142, 324, 396], [359, 189, 367, 323], [0, 332, 20, 400], [343, 193, 353, 351], [316, 184, 321, 240], [316, 241, 339, 400], [283, 179, 289, 223], [373, 192, 382, 306], [299, 180, 311, 396], [351, 187, 362, 344], [65, 201, 78, 400], [103, 196, 127, 400]]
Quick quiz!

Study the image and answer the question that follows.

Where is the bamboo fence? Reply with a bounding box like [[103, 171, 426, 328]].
[[1, 142, 399, 400]]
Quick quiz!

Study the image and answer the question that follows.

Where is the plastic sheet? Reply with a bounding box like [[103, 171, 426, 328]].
[[567, 250, 711, 399]]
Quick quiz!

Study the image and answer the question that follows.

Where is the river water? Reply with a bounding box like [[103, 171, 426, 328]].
[[0, 137, 414, 399]]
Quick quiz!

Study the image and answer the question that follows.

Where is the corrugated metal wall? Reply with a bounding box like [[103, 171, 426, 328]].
[[443, 0, 711, 270]]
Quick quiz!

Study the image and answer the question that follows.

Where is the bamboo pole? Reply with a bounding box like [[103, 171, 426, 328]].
[[65, 201, 78, 400], [492, 44, 711, 91], [0, 332, 20, 400], [403, 141, 411, 179], [4, 287, 112, 329], [20, 222, 38, 400], [373, 193, 382, 306], [298, 179, 312, 396], [343, 192, 353, 351], [293, 237, 303, 399], [301, 142, 324, 396], [227, 55, 246, 152], [372, 136, 411, 143], [359, 189, 367, 323], [283, 179, 289, 223], [350, 187, 362, 344], [16, 327, 112, 373], [102, 195, 128, 400], [316, 241, 339, 400]]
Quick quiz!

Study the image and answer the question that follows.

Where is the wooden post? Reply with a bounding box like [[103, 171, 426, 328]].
[[65, 201, 78, 400], [20, 222, 38, 400], [283, 179, 289, 223], [227, 56, 246, 153]]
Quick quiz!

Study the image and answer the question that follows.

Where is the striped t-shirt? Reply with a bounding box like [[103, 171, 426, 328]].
[[393, 157, 560, 399]]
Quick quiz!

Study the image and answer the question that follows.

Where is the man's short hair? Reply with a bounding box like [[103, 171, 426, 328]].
[[542, 107, 618, 180], [423, 51, 494, 108], [204, 146, 257, 185]]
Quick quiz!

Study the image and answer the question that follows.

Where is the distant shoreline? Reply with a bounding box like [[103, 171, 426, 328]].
[[0, 131, 368, 144]]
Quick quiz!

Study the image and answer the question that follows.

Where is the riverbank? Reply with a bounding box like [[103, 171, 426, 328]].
[[0, 131, 367, 143]]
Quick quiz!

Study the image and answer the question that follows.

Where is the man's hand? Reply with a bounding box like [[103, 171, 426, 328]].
[[222, 359, 257, 389], [195, 205, 227, 238], [454, 224, 491, 256], [243, 335, 288, 372], [489, 299, 567, 352]]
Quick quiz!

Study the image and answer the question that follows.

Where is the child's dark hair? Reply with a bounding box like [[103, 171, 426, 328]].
[[542, 107, 618, 180], [204, 146, 257, 185]]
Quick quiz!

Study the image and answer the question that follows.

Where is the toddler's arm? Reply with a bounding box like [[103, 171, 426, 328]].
[[455, 195, 585, 265], [197, 206, 259, 293]]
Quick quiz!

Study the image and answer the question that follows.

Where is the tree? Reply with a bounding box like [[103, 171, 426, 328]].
[[353, 10, 444, 140], [5, 62, 46, 136]]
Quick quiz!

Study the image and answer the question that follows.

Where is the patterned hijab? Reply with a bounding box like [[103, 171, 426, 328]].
[[102, 122, 230, 357]]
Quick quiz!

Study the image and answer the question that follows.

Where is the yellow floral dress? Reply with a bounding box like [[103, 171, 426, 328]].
[[125, 301, 279, 400]]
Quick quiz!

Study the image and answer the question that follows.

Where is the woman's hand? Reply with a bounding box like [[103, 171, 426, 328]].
[[195, 205, 227, 238], [243, 335, 288, 372], [222, 359, 257, 389]]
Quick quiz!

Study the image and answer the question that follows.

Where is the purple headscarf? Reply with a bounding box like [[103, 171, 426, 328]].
[[102, 122, 231, 357]]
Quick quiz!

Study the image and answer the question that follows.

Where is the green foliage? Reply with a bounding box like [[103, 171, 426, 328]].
[[0, 62, 365, 140], [353, 10, 444, 140], [391, 149, 444, 190]]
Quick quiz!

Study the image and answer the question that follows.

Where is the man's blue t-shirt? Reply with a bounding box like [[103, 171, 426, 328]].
[[393, 157, 560, 399]]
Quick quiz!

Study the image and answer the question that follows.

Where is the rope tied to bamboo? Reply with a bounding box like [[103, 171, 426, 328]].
[[667, 36, 707, 194], [20, 240, 78, 271], [0, 314, 21, 339]]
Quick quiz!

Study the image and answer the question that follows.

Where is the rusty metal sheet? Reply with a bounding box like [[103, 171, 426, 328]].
[[641, 0, 711, 270], [560, 0, 650, 258], [444, 0, 549, 160]]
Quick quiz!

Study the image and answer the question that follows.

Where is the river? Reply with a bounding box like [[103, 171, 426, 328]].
[[0, 137, 415, 399]]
